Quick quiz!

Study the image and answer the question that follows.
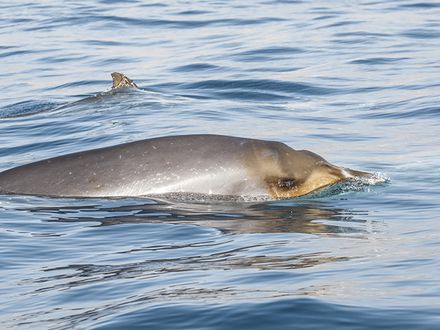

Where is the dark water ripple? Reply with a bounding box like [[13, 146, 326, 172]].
[[24, 15, 285, 32], [184, 79, 337, 96], [349, 57, 409, 65], [173, 63, 222, 72], [360, 105, 440, 120], [0, 100, 61, 118], [90, 299, 439, 330], [1, 0, 440, 329], [399, 2, 440, 9]]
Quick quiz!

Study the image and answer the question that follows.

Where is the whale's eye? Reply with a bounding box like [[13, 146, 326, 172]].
[[278, 178, 297, 189], [264, 176, 299, 192]]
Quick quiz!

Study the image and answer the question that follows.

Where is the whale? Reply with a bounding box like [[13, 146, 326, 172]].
[[0, 134, 372, 199], [110, 72, 139, 89]]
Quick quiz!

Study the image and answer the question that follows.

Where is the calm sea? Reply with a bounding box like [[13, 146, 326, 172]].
[[1, 0, 439, 329]]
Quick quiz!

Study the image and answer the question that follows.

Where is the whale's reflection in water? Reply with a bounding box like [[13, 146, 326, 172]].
[[8, 196, 383, 322], [27, 197, 375, 235]]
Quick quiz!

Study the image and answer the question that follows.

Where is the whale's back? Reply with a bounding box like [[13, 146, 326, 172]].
[[0, 135, 270, 198]]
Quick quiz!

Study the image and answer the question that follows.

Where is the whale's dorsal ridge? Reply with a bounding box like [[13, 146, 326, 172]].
[[111, 72, 139, 90]]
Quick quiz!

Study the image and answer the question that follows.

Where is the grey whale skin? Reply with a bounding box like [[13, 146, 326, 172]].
[[0, 134, 371, 199]]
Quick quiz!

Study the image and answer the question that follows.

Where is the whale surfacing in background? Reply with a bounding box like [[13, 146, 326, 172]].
[[110, 72, 138, 89], [0, 135, 372, 199]]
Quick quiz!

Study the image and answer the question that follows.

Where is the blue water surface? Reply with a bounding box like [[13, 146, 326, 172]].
[[1, 0, 440, 329]]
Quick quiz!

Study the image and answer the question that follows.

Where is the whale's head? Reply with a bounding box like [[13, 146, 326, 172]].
[[253, 143, 372, 199]]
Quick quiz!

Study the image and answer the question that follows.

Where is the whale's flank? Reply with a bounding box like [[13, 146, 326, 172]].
[[0, 135, 373, 199]]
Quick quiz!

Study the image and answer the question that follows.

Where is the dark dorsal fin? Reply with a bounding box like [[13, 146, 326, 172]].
[[111, 72, 139, 89]]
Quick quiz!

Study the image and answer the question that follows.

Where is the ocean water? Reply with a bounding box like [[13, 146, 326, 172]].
[[1, 0, 440, 329]]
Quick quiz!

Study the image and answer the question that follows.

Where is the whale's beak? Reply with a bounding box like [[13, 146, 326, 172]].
[[344, 168, 374, 179]]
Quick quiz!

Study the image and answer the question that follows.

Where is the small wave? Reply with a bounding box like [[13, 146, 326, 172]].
[[399, 2, 440, 9], [0, 100, 62, 118], [184, 79, 338, 96], [349, 57, 409, 65], [26, 15, 285, 32], [173, 63, 222, 72], [232, 46, 305, 62], [0, 49, 42, 59], [358, 106, 440, 120], [87, 298, 440, 330], [402, 29, 439, 39], [46, 79, 106, 91], [236, 46, 304, 56], [175, 10, 212, 16]]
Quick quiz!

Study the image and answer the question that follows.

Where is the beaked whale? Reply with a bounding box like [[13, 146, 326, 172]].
[[0, 73, 373, 200], [0, 134, 372, 199]]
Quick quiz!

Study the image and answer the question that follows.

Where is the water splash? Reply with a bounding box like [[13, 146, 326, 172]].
[[310, 172, 390, 198]]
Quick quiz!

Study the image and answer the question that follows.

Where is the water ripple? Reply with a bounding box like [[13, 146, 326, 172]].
[[184, 79, 338, 96], [402, 29, 440, 39], [359, 106, 440, 120], [88, 299, 440, 330], [0, 100, 61, 118], [173, 63, 222, 72], [25, 15, 286, 32]]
